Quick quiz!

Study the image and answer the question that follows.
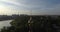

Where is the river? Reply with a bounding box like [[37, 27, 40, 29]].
[[0, 20, 12, 29]]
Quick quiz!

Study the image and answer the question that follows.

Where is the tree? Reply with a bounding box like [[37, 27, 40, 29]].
[[1, 15, 30, 32], [1, 15, 60, 32]]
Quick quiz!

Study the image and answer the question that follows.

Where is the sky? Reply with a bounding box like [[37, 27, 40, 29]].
[[0, 0, 60, 15]]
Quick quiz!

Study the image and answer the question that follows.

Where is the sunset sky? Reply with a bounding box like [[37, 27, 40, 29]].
[[0, 0, 60, 15]]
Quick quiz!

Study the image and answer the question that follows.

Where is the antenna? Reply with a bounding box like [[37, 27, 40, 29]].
[[29, 9, 32, 15]]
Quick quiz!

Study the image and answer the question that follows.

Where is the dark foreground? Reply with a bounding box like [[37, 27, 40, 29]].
[[0, 15, 60, 32]]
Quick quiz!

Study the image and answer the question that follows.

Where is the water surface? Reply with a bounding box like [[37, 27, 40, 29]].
[[0, 20, 12, 29]]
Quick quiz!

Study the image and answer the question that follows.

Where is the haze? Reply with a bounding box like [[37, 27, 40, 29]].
[[0, 0, 60, 15]]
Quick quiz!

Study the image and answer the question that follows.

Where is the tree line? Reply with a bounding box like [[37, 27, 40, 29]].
[[0, 15, 60, 32]]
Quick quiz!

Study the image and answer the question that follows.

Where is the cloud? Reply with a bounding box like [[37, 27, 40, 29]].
[[0, 0, 22, 6], [0, 0, 60, 15]]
